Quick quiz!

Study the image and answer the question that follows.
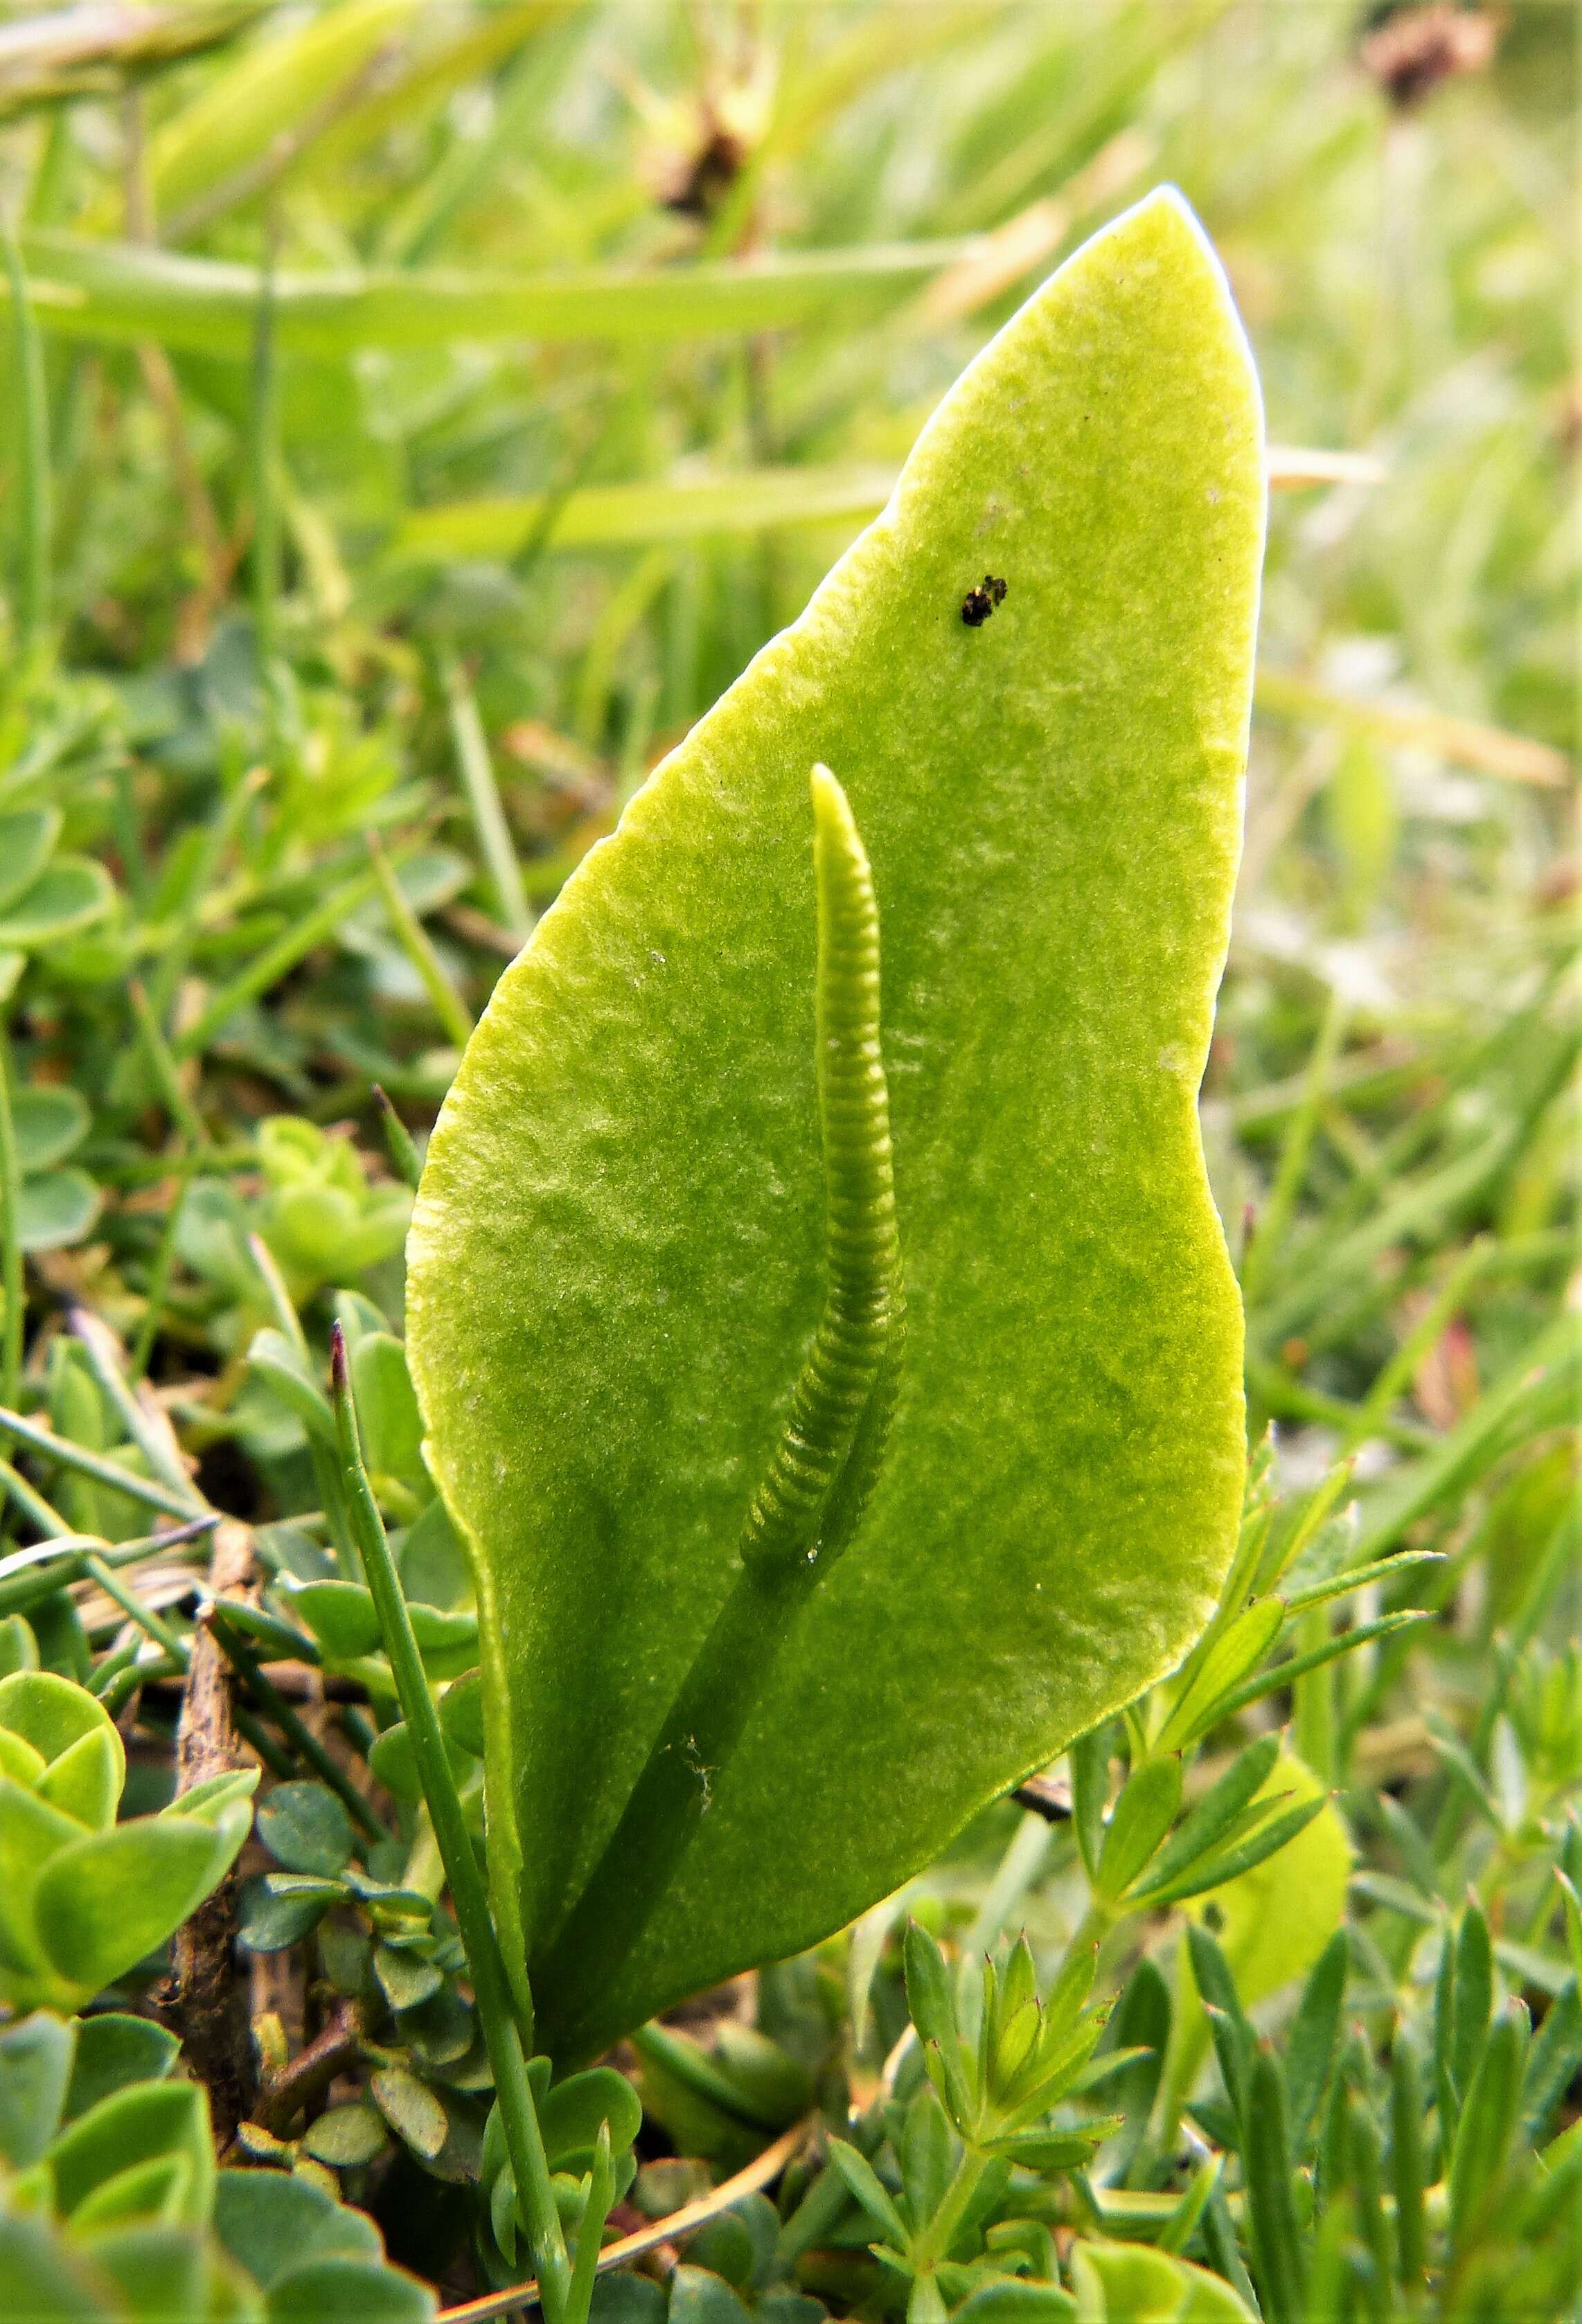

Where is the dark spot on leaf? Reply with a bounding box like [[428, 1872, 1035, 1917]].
[[961, 575, 1008, 627]]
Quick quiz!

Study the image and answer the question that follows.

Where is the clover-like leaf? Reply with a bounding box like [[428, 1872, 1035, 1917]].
[[409, 190, 1263, 2060]]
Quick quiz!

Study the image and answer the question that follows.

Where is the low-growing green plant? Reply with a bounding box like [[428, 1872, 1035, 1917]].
[[0, 1669, 254, 2013], [0, 2009, 434, 2321]]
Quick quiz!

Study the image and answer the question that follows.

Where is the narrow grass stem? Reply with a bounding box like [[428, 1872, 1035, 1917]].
[[69, 1305, 204, 1510], [1340, 1237, 1489, 1454], [98, 1652, 186, 1719], [234, 1704, 297, 1782], [250, 204, 281, 712], [0, 1456, 73, 1541], [128, 980, 210, 1150], [245, 1229, 306, 1354], [366, 830, 474, 1048], [443, 656, 533, 945], [129, 1156, 201, 1381], [83, 1551, 190, 1662], [175, 853, 410, 1060], [3, 218, 52, 663], [0, 1511, 217, 1620], [329, 1323, 571, 2323], [0, 1406, 198, 1520], [372, 1086, 422, 1190], [1241, 988, 1349, 1312], [243, 1232, 357, 1575]]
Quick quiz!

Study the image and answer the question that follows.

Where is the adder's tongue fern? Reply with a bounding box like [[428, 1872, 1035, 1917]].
[[537, 765, 905, 2060]]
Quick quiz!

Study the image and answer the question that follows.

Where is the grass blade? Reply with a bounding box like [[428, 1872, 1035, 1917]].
[[3, 218, 51, 661]]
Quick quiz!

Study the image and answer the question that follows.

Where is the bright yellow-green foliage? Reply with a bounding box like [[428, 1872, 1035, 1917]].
[[408, 188, 1265, 2055], [1188, 1751, 1352, 2008], [0, 1672, 256, 2014]]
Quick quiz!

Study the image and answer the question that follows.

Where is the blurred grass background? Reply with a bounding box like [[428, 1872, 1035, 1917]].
[[0, 0, 1573, 1582], [0, 17, 1577, 2305]]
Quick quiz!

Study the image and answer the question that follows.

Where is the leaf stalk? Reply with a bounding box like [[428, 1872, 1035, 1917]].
[[329, 1323, 573, 2324]]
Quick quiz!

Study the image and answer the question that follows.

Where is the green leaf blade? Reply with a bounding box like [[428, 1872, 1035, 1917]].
[[408, 188, 1265, 2060]]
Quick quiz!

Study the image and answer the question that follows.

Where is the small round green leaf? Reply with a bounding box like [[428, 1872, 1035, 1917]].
[[265, 2255, 435, 2323], [438, 1670, 484, 1756], [366, 1722, 422, 1805], [369, 2068, 447, 2161], [63, 2015, 180, 2125], [540, 2066, 643, 2173], [213, 2167, 382, 2290], [15, 1169, 101, 1255], [667, 2265, 754, 2324], [301, 2103, 389, 2170], [0, 858, 114, 948], [281, 1580, 382, 1663], [1068, 2239, 1256, 2321], [10, 1087, 89, 1174], [256, 1782, 355, 1878], [373, 1942, 442, 2013], [951, 2283, 1077, 2324], [406, 1605, 478, 1679], [239, 1875, 341, 1954]]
